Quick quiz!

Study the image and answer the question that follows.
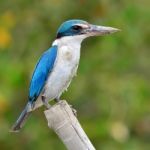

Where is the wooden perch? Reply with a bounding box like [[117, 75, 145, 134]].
[[44, 100, 96, 150]]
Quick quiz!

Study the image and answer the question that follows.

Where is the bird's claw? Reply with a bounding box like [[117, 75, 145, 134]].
[[70, 105, 77, 116]]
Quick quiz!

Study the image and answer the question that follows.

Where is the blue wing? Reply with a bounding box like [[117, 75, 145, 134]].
[[29, 45, 57, 102]]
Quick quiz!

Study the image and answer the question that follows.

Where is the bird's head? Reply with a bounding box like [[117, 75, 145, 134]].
[[56, 19, 120, 41]]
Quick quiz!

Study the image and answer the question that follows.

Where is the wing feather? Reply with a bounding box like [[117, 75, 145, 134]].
[[29, 45, 57, 102]]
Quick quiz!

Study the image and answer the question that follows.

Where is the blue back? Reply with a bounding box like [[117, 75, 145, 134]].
[[29, 45, 57, 102]]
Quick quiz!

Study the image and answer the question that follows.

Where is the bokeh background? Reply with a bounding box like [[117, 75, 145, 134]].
[[0, 0, 150, 149]]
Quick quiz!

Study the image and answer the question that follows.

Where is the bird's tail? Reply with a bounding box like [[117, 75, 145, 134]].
[[10, 103, 32, 132]]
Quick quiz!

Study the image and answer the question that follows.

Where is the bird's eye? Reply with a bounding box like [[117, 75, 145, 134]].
[[72, 25, 82, 30]]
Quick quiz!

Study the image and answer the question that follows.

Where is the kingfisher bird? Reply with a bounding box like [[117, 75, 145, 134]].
[[11, 19, 119, 132]]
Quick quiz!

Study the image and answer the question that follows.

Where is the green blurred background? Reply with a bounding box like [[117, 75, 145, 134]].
[[0, 0, 150, 149]]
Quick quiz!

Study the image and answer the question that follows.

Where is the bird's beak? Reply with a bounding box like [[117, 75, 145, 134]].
[[85, 24, 120, 36]]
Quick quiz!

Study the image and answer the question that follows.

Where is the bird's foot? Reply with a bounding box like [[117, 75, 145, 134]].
[[70, 105, 77, 116], [41, 96, 51, 109]]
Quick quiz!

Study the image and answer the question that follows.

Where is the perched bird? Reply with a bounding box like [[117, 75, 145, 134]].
[[11, 19, 119, 132]]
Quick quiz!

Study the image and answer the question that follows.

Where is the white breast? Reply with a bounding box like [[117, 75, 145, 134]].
[[44, 36, 84, 101]]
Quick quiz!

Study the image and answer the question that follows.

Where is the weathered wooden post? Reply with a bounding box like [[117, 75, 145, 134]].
[[44, 100, 96, 150]]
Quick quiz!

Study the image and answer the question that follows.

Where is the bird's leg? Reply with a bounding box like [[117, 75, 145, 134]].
[[69, 105, 77, 116], [30, 102, 35, 111], [41, 96, 51, 109]]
